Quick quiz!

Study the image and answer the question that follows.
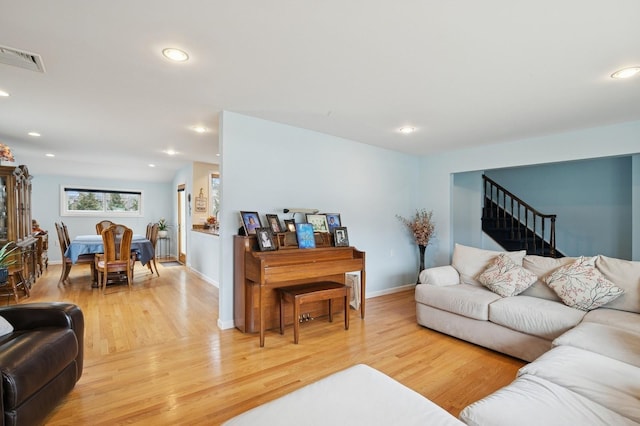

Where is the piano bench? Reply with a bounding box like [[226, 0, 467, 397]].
[[277, 281, 350, 344]]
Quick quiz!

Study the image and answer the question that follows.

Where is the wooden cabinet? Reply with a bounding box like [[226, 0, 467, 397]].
[[0, 165, 37, 287], [234, 235, 366, 336]]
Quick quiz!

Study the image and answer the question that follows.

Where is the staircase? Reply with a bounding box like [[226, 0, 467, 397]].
[[482, 175, 563, 258]]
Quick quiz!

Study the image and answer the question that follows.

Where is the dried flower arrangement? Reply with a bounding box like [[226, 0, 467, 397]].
[[396, 209, 435, 247]]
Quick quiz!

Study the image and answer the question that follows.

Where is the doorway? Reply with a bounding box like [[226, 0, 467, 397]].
[[177, 184, 187, 264]]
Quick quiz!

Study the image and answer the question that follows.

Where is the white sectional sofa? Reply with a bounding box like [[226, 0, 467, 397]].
[[416, 243, 640, 425]]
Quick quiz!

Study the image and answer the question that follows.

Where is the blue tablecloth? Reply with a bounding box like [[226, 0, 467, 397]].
[[65, 234, 155, 265]]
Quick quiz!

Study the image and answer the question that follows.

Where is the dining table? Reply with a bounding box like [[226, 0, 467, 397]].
[[65, 234, 155, 266]]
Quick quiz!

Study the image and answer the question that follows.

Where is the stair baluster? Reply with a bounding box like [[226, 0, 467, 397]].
[[481, 175, 561, 257]]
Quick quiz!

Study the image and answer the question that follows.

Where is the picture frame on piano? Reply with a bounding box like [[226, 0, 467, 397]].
[[265, 214, 284, 233], [333, 227, 349, 247], [325, 213, 341, 232], [240, 211, 262, 235], [295, 223, 316, 248], [284, 219, 296, 232], [305, 213, 329, 233], [256, 227, 277, 251]]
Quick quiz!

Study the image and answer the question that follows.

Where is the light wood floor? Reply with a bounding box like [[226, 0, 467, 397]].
[[18, 262, 524, 425]]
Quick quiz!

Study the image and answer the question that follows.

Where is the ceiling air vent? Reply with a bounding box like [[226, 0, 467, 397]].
[[0, 45, 45, 72]]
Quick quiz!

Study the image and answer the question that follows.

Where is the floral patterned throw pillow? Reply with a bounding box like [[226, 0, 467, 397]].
[[478, 253, 538, 297], [543, 256, 624, 311]]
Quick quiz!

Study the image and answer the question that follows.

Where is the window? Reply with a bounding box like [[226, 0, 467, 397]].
[[61, 186, 143, 217], [211, 173, 220, 217]]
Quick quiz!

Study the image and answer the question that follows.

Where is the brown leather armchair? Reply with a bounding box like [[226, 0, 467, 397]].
[[0, 303, 84, 426]]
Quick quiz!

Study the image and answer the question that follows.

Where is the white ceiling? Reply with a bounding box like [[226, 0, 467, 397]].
[[1, 1, 639, 182]]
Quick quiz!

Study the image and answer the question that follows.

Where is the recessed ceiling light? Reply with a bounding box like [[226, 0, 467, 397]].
[[45, 153, 55, 157], [165, 149, 177, 156], [162, 48, 189, 62], [611, 66, 640, 79], [192, 126, 207, 133], [28, 132, 41, 137], [148, 163, 156, 168], [0, 90, 9, 97], [399, 126, 416, 134]]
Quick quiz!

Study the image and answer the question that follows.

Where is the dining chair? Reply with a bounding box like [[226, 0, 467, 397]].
[[112, 223, 126, 237], [112, 223, 127, 261], [95, 225, 135, 293], [95, 220, 114, 235], [135, 222, 159, 276], [146, 223, 160, 277], [60, 221, 71, 247], [54, 222, 72, 285], [55, 222, 95, 285]]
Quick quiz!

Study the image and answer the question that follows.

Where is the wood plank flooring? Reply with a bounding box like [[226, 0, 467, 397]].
[[18, 262, 524, 425]]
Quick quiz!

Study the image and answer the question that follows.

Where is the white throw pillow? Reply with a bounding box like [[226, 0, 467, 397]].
[[521, 255, 576, 301], [478, 253, 538, 297], [595, 255, 640, 313], [0, 315, 14, 336], [451, 243, 526, 286], [544, 256, 624, 311]]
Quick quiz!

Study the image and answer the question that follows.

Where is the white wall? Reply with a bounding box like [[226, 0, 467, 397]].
[[189, 231, 220, 286], [421, 120, 640, 266], [217, 111, 420, 328], [32, 174, 172, 262]]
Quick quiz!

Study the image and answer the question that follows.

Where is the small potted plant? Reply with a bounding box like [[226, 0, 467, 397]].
[[0, 242, 18, 284], [157, 218, 169, 238]]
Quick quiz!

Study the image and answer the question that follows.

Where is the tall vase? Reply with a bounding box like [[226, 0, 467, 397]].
[[417, 244, 426, 284]]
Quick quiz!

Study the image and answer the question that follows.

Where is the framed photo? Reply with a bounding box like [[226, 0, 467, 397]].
[[325, 213, 341, 231], [256, 227, 277, 251], [295, 223, 316, 248], [195, 187, 207, 212], [195, 196, 207, 213], [284, 219, 296, 232], [333, 227, 349, 247], [240, 211, 262, 235], [265, 214, 283, 233], [306, 213, 329, 233]]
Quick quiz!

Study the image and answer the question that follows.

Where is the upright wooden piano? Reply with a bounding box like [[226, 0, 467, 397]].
[[234, 235, 366, 346]]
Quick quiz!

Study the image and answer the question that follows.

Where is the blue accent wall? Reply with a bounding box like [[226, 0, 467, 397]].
[[423, 120, 640, 266], [484, 157, 632, 258]]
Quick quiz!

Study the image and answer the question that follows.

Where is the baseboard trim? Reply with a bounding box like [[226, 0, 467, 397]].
[[217, 318, 235, 330], [187, 265, 219, 288], [366, 283, 415, 299]]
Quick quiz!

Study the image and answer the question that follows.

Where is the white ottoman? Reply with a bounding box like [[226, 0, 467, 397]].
[[223, 364, 464, 425]]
